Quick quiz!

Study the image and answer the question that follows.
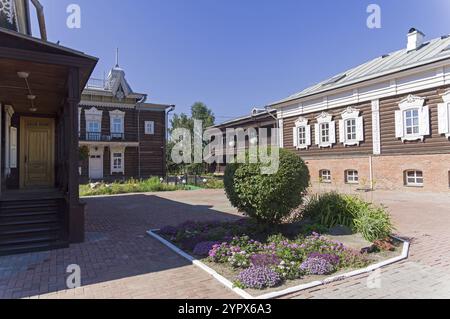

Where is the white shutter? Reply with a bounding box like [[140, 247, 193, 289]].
[[314, 124, 320, 146], [339, 120, 345, 143], [438, 103, 449, 135], [395, 110, 404, 138], [419, 105, 430, 136], [356, 117, 364, 142], [293, 127, 298, 148], [305, 125, 312, 146], [329, 121, 336, 144], [10, 127, 17, 168]]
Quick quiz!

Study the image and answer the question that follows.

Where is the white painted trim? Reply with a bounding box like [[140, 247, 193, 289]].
[[294, 117, 311, 149], [278, 119, 284, 148], [316, 112, 335, 148], [79, 100, 136, 109], [144, 121, 155, 135], [147, 230, 410, 300], [340, 107, 363, 146], [371, 100, 381, 155], [109, 110, 125, 135], [395, 96, 430, 143], [110, 146, 125, 174]]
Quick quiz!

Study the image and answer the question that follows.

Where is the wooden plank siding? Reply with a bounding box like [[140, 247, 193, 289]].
[[283, 101, 373, 159], [379, 85, 450, 155]]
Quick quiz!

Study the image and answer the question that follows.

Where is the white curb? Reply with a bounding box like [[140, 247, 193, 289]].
[[147, 230, 410, 300]]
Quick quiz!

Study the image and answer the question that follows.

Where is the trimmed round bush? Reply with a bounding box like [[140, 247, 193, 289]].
[[224, 148, 310, 224], [236, 266, 281, 289]]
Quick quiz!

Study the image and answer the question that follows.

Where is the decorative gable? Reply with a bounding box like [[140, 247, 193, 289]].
[[395, 94, 430, 142]]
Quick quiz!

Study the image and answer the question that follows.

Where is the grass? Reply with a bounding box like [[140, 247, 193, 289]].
[[80, 177, 184, 197]]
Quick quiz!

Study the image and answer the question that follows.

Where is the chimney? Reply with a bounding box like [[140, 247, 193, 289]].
[[407, 28, 425, 51]]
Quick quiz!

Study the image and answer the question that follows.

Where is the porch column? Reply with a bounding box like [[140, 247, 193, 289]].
[[66, 67, 85, 243]]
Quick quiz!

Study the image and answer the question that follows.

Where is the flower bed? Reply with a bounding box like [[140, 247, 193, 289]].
[[157, 219, 403, 295]]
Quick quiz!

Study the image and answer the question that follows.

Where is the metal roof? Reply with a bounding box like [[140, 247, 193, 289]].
[[271, 34, 450, 106]]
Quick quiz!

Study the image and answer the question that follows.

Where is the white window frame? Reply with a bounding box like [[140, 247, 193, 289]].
[[315, 112, 336, 148], [438, 91, 450, 139], [339, 107, 364, 146], [395, 95, 429, 142], [345, 170, 359, 184], [110, 147, 125, 174], [109, 110, 125, 135], [293, 117, 311, 150], [85, 107, 103, 133], [145, 121, 155, 135], [319, 169, 332, 183], [405, 170, 424, 187]]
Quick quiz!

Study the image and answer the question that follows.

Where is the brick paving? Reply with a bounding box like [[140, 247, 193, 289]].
[[0, 189, 449, 299]]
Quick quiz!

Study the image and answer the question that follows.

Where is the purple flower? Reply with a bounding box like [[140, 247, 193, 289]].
[[179, 235, 206, 251], [250, 254, 281, 267], [308, 253, 340, 266], [300, 257, 335, 275], [193, 241, 220, 257], [236, 266, 281, 289]]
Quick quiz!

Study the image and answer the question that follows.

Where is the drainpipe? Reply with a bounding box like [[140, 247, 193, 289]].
[[136, 94, 147, 179], [264, 106, 280, 147]]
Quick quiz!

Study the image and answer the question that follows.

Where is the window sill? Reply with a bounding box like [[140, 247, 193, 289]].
[[404, 185, 424, 188]]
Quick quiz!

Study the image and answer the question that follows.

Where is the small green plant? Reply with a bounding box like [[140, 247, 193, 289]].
[[303, 192, 394, 242]]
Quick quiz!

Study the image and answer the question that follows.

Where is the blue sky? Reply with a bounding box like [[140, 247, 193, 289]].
[[33, 0, 450, 124]]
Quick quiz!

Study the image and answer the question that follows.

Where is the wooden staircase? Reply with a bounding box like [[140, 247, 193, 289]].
[[0, 198, 68, 256]]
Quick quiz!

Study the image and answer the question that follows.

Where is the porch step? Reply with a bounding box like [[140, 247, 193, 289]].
[[0, 198, 68, 256]]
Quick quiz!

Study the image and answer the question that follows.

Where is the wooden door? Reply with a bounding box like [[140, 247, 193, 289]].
[[20, 117, 55, 188]]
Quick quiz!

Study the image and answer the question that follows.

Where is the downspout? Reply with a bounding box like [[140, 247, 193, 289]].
[[264, 106, 280, 147], [136, 94, 147, 179], [29, 0, 47, 41]]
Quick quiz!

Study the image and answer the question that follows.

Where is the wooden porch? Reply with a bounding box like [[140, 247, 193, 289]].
[[0, 28, 97, 255]]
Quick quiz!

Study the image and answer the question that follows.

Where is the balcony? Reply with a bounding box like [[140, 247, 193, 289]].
[[80, 132, 137, 142], [85, 78, 108, 90]]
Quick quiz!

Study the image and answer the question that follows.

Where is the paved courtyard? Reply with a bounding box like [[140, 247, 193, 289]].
[[0, 189, 449, 299]]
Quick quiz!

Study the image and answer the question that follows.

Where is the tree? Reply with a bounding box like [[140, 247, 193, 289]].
[[167, 102, 216, 175]]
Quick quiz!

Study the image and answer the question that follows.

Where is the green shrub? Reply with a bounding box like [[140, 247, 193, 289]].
[[353, 206, 393, 242], [79, 177, 180, 196], [303, 192, 394, 242], [224, 148, 310, 224], [204, 178, 224, 189], [303, 192, 355, 229]]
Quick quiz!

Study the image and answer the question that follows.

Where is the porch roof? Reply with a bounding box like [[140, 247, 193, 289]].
[[0, 28, 98, 114]]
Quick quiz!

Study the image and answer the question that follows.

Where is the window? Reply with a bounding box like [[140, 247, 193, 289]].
[[10, 127, 17, 169], [87, 121, 101, 133], [339, 107, 364, 146], [315, 112, 336, 148], [293, 117, 311, 149], [145, 121, 155, 135], [345, 119, 357, 141], [109, 110, 125, 139], [320, 123, 330, 143], [111, 148, 125, 174], [395, 95, 429, 142], [405, 170, 423, 187], [319, 170, 332, 183], [345, 170, 359, 184], [298, 126, 306, 146], [404, 109, 419, 136]]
